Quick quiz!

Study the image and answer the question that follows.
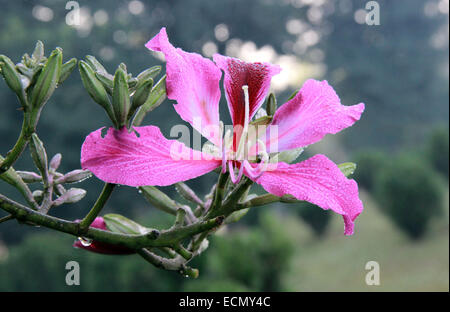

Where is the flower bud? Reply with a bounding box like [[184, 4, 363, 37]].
[[30, 133, 48, 179], [265, 92, 277, 116], [58, 58, 77, 84], [137, 65, 161, 82], [103, 213, 153, 235], [31, 40, 45, 63], [30, 48, 62, 109], [140, 185, 178, 214], [79, 60, 117, 125], [132, 75, 167, 126], [129, 78, 153, 119], [338, 162, 357, 177], [112, 66, 131, 126], [32, 190, 44, 204], [85, 55, 107, 73], [49, 153, 62, 171], [53, 187, 86, 206], [94, 71, 113, 94], [16, 171, 42, 183], [56, 169, 92, 184], [0, 55, 24, 97]]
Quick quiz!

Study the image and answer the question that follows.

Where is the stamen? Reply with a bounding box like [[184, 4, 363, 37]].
[[236, 85, 250, 160], [228, 160, 245, 184]]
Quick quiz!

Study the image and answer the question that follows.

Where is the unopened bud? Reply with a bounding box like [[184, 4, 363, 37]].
[[265, 93, 277, 116], [0, 55, 23, 97], [32, 190, 44, 204], [57, 169, 92, 184], [112, 66, 131, 126], [17, 171, 42, 183], [53, 188, 87, 206], [30, 133, 48, 178], [58, 58, 77, 84], [30, 48, 62, 109], [129, 78, 153, 119], [31, 40, 45, 63], [49, 153, 62, 171], [137, 66, 161, 82]]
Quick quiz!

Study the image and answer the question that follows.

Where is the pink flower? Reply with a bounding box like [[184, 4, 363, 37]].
[[73, 217, 134, 254], [81, 28, 365, 235]]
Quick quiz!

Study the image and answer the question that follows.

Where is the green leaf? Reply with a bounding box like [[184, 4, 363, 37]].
[[132, 75, 166, 126], [338, 162, 357, 177], [103, 213, 151, 235], [30, 48, 62, 109]]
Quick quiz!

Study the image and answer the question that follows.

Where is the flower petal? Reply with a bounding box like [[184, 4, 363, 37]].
[[213, 54, 281, 129], [266, 79, 364, 153], [249, 154, 363, 235], [81, 126, 221, 187], [146, 28, 222, 145]]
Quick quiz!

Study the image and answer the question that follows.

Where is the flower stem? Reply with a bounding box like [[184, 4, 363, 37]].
[[0, 119, 32, 174], [79, 182, 116, 231]]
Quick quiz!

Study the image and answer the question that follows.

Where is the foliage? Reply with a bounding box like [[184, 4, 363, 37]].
[[353, 150, 385, 191], [374, 155, 444, 239], [426, 126, 449, 179], [296, 202, 331, 237]]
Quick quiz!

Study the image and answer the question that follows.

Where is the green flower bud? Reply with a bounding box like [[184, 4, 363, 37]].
[[79, 60, 117, 125], [112, 66, 131, 127], [265, 92, 277, 116], [30, 48, 62, 109], [0, 55, 24, 97], [103, 213, 152, 235], [30, 133, 48, 179], [129, 78, 153, 119], [85, 55, 107, 74], [140, 185, 178, 214], [338, 162, 357, 177], [137, 66, 161, 82], [95, 71, 113, 94], [132, 75, 167, 126], [58, 58, 77, 84], [31, 40, 45, 63]]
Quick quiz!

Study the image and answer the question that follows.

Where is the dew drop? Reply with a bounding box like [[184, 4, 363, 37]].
[[78, 237, 92, 247]]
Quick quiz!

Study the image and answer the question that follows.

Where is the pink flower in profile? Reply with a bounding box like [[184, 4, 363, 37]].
[[81, 28, 365, 235], [73, 217, 134, 254]]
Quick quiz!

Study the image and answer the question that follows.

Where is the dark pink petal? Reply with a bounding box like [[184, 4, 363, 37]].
[[248, 154, 363, 235], [81, 126, 221, 187], [213, 54, 281, 130], [72, 217, 134, 255], [146, 28, 222, 145], [266, 79, 364, 153]]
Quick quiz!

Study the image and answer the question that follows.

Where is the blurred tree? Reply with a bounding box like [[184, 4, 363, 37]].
[[426, 126, 449, 179], [296, 202, 331, 237], [353, 150, 385, 191], [374, 155, 444, 239]]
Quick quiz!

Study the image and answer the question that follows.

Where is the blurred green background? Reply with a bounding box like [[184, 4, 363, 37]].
[[0, 0, 448, 291]]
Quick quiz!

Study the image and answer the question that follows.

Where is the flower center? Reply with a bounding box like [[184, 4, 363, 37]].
[[221, 85, 270, 183]]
